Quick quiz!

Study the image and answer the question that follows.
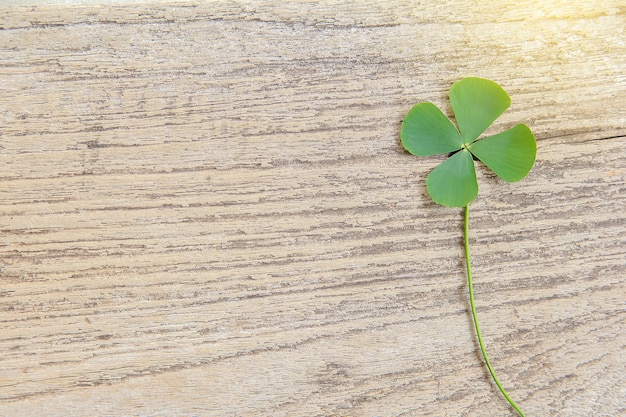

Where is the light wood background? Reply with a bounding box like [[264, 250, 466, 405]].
[[1, 1, 624, 416]]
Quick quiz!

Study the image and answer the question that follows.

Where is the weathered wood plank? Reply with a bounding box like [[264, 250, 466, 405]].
[[0, 1, 624, 416]]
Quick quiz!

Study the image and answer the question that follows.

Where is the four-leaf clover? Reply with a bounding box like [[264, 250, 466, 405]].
[[400, 77, 536, 207], [400, 77, 537, 416]]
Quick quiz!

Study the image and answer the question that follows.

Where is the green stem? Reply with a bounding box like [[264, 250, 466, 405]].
[[464, 204, 525, 417]]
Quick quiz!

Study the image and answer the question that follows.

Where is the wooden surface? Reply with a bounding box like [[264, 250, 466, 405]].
[[1, 1, 625, 416]]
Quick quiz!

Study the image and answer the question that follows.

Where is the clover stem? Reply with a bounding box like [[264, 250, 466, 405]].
[[464, 204, 525, 417]]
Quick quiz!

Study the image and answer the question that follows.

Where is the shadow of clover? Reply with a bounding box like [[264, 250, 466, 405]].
[[400, 77, 536, 207]]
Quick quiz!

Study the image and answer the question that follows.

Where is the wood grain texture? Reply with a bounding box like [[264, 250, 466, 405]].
[[0, 1, 624, 416]]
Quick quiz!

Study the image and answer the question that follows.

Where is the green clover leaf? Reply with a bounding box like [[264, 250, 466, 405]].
[[400, 78, 537, 416], [401, 77, 536, 207]]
